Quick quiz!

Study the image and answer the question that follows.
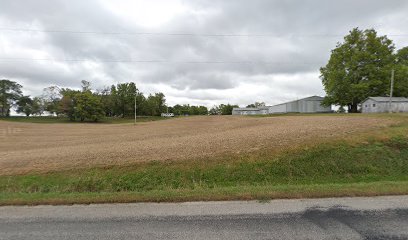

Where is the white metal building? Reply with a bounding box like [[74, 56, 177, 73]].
[[232, 108, 263, 115], [267, 96, 331, 114], [232, 96, 331, 115], [361, 97, 408, 113]]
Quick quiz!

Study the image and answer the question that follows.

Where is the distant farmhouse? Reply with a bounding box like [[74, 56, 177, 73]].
[[232, 96, 332, 115], [362, 97, 408, 113]]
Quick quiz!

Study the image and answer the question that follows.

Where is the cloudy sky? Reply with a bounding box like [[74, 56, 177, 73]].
[[1, 0, 408, 107]]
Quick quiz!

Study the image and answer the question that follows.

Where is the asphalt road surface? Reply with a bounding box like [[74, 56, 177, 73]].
[[1, 196, 408, 240]]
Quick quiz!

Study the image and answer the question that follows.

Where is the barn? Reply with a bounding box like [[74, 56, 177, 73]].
[[267, 96, 331, 114], [361, 97, 408, 113], [232, 96, 331, 115]]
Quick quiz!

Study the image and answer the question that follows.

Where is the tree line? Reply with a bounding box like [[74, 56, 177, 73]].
[[0, 80, 240, 121]]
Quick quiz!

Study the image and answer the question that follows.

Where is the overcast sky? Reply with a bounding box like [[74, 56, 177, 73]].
[[1, 0, 408, 107]]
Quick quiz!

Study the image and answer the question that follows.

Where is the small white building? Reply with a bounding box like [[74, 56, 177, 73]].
[[232, 108, 263, 115], [361, 97, 408, 113], [161, 113, 175, 117]]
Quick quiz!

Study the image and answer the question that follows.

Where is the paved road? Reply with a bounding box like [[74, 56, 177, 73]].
[[1, 196, 408, 240]]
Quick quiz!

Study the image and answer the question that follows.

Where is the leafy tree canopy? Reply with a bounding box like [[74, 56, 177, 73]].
[[0, 79, 23, 117], [16, 96, 34, 117], [246, 102, 265, 108], [320, 28, 404, 112]]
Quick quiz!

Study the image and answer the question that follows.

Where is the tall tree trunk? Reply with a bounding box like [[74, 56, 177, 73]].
[[350, 103, 358, 113]]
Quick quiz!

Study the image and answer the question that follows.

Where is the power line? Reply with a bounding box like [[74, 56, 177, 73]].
[[0, 57, 324, 65], [2, 27, 408, 38]]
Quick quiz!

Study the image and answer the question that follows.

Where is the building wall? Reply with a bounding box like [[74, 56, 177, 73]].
[[259, 109, 268, 115], [362, 99, 408, 113], [234, 96, 331, 115], [232, 110, 261, 115], [268, 103, 287, 114], [392, 102, 408, 112], [286, 101, 299, 112], [268, 97, 330, 114], [300, 99, 331, 113], [362, 99, 380, 113]]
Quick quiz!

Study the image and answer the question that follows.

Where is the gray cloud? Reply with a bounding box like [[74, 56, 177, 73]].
[[1, 0, 408, 107]]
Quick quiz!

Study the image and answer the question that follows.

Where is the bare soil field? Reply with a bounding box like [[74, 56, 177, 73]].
[[0, 115, 395, 175]]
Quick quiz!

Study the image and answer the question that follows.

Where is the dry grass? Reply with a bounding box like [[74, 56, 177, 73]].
[[0, 115, 396, 176]]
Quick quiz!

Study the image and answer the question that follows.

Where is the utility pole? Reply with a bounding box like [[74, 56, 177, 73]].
[[134, 89, 137, 125], [389, 69, 395, 113]]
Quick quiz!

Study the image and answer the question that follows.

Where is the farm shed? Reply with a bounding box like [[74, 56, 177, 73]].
[[267, 96, 331, 114], [232, 107, 263, 115], [361, 97, 408, 113], [232, 96, 331, 115]]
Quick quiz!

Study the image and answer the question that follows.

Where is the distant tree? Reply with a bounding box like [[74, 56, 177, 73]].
[[219, 104, 238, 115], [59, 88, 79, 121], [394, 47, 408, 97], [135, 89, 147, 116], [42, 86, 61, 115], [171, 104, 182, 115], [157, 93, 166, 114], [189, 105, 200, 115], [112, 82, 137, 117], [209, 104, 238, 115], [320, 28, 395, 112], [58, 83, 105, 122], [171, 104, 208, 116], [171, 104, 187, 115], [145, 92, 166, 116], [209, 105, 220, 115], [81, 80, 91, 92], [75, 91, 105, 122], [16, 96, 33, 116], [98, 87, 115, 117], [197, 106, 208, 115], [31, 97, 45, 116], [246, 102, 265, 108], [0, 79, 23, 117]]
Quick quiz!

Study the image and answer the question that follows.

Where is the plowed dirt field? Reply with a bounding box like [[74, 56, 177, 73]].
[[0, 115, 394, 175]]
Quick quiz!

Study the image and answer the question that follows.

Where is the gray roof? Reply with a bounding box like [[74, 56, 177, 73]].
[[267, 95, 325, 107], [236, 96, 326, 111], [367, 97, 408, 102]]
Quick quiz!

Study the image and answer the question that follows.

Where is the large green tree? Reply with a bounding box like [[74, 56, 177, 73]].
[[394, 47, 408, 97], [145, 93, 166, 116], [16, 96, 34, 116], [74, 91, 105, 122], [111, 82, 137, 117], [210, 104, 238, 115], [31, 97, 45, 116], [0, 79, 23, 117], [320, 28, 396, 112], [170, 104, 208, 116], [59, 88, 80, 121], [59, 83, 105, 122], [42, 86, 61, 115]]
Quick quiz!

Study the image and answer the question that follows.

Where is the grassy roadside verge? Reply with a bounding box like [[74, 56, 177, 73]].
[[2, 181, 407, 205], [1, 116, 407, 205]]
